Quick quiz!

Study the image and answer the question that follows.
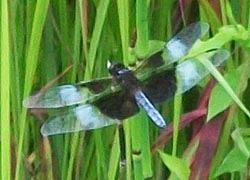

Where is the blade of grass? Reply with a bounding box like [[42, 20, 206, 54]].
[[57, 0, 70, 74], [66, 133, 80, 180], [15, 1, 49, 179], [1, 0, 11, 180], [85, 0, 110, 79], [123, 121, 132, 180], [78, 0, 89, 61], [199, 0, 221, 31], [71, 2, 81, 82], [220, 0, 228, 25], [108, 129, 120, 180], [135, 0, 149, 58], [150, 1, 174, 39], [132, 153, 144, 180], [117, 0, 129, 64], [140, 115, 152, 178], [75, 134, 85, 179], [61, 135, 70, 179], [172, 95, 182, 156], [9, 0, 24, 144], [130, 113, 144, 179], [94, 130, 108, 180], [81, 135, 95, 179]]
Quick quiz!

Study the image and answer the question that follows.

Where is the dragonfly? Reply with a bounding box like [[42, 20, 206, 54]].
[[23, 22, 230, 136]]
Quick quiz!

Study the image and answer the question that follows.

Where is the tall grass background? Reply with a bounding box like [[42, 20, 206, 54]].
[[1, 0, 250, 179]]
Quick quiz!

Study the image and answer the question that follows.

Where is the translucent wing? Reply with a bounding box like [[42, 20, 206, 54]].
[[141, 49, 230, 104], [176, 49, 230, 94], [23, 77, 112, 108], [135, 22, 209, 74], [163, 22, 209, 64], [41, 104, 117, 136]]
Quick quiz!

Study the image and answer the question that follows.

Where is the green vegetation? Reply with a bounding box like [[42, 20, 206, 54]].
[[1, 0, 250, 179]]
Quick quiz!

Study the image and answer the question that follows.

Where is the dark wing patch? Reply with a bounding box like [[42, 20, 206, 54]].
[[76, 77, 112, 94], [92, 90, 139, 120], [135, 52, 165, 75], [141, 69, 177, 104]]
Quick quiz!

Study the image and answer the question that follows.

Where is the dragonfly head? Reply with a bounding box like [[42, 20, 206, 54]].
[[108, 62, 126, 77]]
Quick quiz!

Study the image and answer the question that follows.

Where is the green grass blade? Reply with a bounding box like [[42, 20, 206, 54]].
[[172, 95, 182, 156], [94, 130, 108, 180], [85, 0, 110, 79], [199, 0, 221, 30], [66, 133, 80, 180], [71, 2, 81, 82], [15, 1, 49, 179], [130, 114, 144, 179], [57, 0, 70, 73], [117, 0, 129, 64], [140, 116, 152, 178], [135, 0, 149, 57], [108, 129, 120, 180], [1, 0, 11, 180], [123, 121, 132, 180]]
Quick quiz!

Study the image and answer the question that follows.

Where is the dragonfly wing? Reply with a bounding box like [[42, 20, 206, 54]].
[[41, 104, 117, 136], [23, 77, 112, 108], [176, 49, 230, 94], [141, 49, 229, 104], [134, 22, 209, 76], [163, 22, 209, 64]]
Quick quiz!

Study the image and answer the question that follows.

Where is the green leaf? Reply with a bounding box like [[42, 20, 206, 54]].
[[207, 65, 248, 120], [215, 131, 250, 177], [159, 151, 190, 180], [231, 128, 250, 157], [188, 24, 249, 57], [214, 140, 248, 177]]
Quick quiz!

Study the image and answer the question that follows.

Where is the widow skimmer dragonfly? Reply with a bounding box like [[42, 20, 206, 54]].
[[23, 22, 230, 136]]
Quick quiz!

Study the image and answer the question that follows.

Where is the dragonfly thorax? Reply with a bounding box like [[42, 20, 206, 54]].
[[109, 62, 139, 91]]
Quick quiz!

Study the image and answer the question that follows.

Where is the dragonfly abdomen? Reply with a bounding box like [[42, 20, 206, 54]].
[[134, 90, 167, 129]]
